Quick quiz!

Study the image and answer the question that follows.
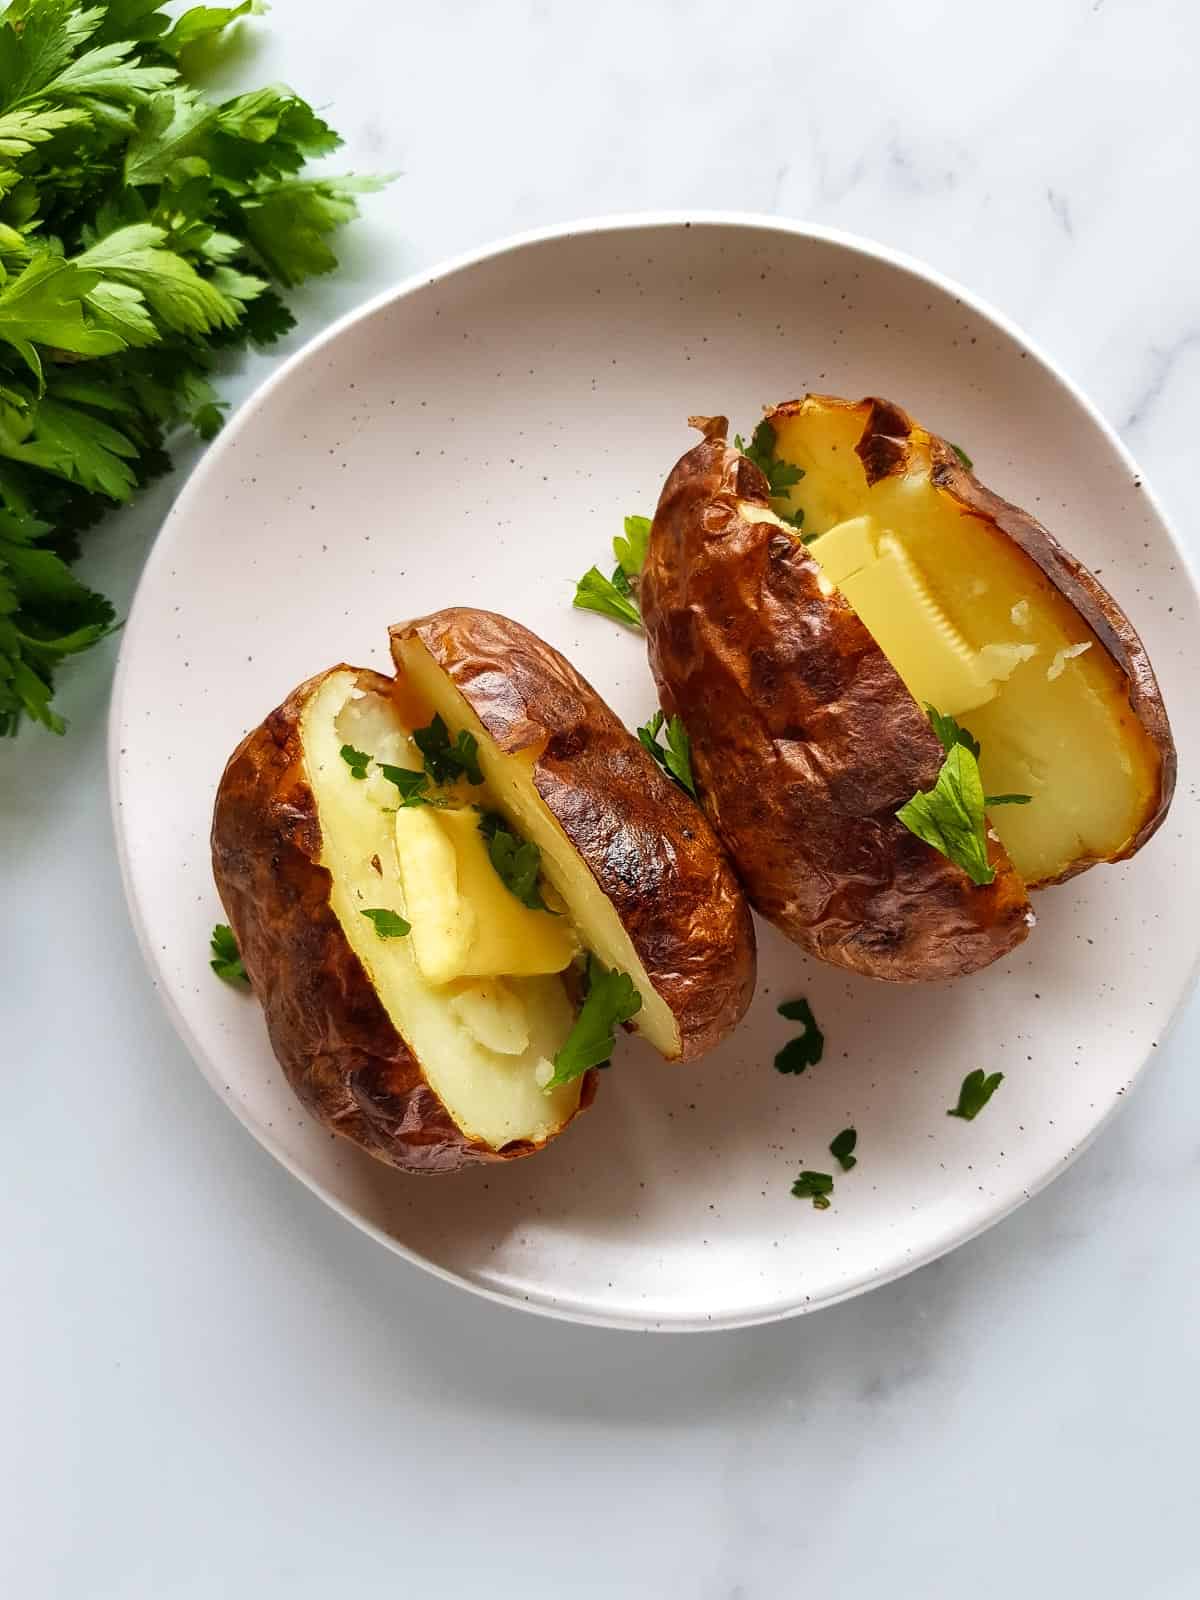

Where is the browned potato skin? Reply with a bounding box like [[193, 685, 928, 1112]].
[[391, 609, 757, 1056], [769, 394, 1176, 880], [640, 420, 1033, 983], [211, 665, 595, 1175]]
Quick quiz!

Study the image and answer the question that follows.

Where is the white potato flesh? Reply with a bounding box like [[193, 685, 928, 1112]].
[[395, 635, 683, 1058], [301, 671, 581, 1151], [767, 406, 1163, 885]]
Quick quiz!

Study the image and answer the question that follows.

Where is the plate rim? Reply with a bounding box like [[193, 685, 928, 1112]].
[[108, 209, 1200, 1332]]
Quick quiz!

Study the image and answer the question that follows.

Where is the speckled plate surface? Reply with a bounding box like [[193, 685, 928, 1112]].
[[110, 214, 1200, 1331]]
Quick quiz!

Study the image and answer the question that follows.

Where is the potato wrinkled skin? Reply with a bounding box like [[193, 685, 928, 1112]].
[[785, 392, 1174, 881], [640, 430, 1033, 982], [212, 666, 593, 1174], [392, 610, 757, 1057]]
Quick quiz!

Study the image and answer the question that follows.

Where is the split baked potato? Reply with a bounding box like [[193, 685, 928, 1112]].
[[212, 609, 755, 1174], [640, 396, 1174, 983]]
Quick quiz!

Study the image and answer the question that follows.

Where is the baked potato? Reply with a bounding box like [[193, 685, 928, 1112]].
[[212, 609, 755, 1174], [640, 397, 1174, 982]]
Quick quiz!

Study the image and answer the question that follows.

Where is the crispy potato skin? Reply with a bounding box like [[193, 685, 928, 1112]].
[[770, 393, 1175, 880], [640, 423, 1033, 982], [391, 609, 757, 1056], [211, 666, 594, 1174]]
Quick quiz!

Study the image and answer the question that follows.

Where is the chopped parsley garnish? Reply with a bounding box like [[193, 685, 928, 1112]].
[[478, 811, 552, 911], [926, 704, 980, 759], [360, 908, 411, 939], [774, 997, 824, 1073], [378, 763, 431, 806], [897, 742, 994, 886], [573, 564, 642, 628], [899, 706, 1031, 880], [791, 1170, 834, 1209], [948, 1068, 1004, 1121], [339, 743, 371, 779], [572, 512, 652, 630], [613, 514, 651, 580], [951, 442, 974, 471], [829, 1127, 857, 1171], [543, 954, 642, 1090], [734, 419, 805, 498], [412, 714, 483, 786], [210, 922, 248, 984], [637, 709, 696, 798]]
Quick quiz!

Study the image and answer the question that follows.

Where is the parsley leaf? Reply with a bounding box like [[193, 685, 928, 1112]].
[[897, 742, 995, 886], [360, 908, 411, 940], [925, 703, 981, 759], [637, 709, 696, 797], [573, 564, 642, 628], [951, 442, 973, 471], [829, 1127, 857, 1171], [613, 513, 650, 579], [948, 1069, 1004, 1121], [791, 1170, 834, 1209], [160, 2, 265, 61], [985, 792, 1032, 807], [735, 419, 805, 498], [774, 997, 824, 1073], [209, 921, 247, 983], [339, 743, 370, 779], [0, 2, 388, 738], [412, 714, 483, 786], [543, 955, 642, 1090], [378, 763, 430, 806], [478, 811, 552, 911]]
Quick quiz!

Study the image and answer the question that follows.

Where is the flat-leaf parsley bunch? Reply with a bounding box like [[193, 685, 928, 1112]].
[[0, 0, 386, 736]]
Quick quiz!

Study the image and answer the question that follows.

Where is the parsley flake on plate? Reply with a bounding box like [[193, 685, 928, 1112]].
[[209, 922, 247, 984], [573, 564, 642, 628], [774, 997, 824, 1073], [829, 1127, 857, 1171], [948, 1068, 1004, 1121], [791, 1170, 834, 1209]]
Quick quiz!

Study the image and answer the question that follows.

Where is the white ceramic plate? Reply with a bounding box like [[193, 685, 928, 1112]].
[[110, 214, 1200, 1331]]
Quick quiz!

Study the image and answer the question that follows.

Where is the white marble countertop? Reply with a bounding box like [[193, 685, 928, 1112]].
[[4, 2, 1198, 1594]]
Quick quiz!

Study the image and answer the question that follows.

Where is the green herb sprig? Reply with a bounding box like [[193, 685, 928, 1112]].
[[637, 709, 696, 798], [572, 512, 651, 628], [0, 0, 387, 737], [734, 419, 807, 530], [478, 810, 552, 911], [896, 706, 1030, 884], [543, 954, 642, 1090]]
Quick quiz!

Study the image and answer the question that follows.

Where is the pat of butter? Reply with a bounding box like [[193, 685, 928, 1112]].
[[394, 806, 475, 984], [394, 805, 577, 985]]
